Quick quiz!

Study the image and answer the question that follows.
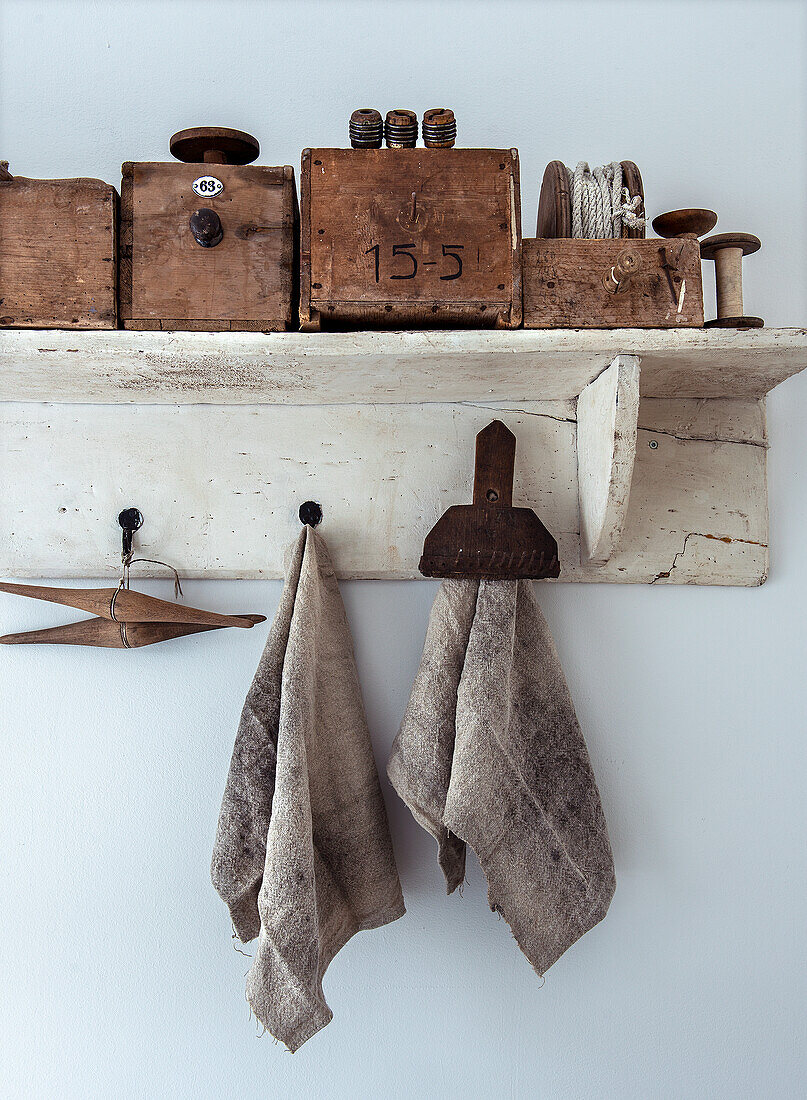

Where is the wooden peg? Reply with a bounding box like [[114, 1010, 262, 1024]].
[[700, 232, 763, 328], [602, 249, 640, 294]]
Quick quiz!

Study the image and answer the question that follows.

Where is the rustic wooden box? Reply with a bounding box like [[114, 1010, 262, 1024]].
[[0, 165, 117, 328], [120, 130, 297, 331], [523, 237, 704, 328], [300, 148, 521, 330]]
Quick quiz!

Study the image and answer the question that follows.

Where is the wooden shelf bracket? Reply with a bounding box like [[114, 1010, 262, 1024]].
[[577, 354, 640, 565]]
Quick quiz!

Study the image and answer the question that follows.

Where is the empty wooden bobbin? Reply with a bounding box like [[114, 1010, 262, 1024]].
[[384, 110, 418, 148], [349, 109, 383, 148], [699, 232, 763, 329]]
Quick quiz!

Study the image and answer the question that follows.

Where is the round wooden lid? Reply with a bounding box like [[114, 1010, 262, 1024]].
[[700, 232, 761, 260], [169, 127, 260, 165], [652, 209, 717, 238]]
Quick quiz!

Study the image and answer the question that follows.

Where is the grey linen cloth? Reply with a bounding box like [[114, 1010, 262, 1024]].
[[387, 578, 615, 976], [212, 526, 405, 1052]]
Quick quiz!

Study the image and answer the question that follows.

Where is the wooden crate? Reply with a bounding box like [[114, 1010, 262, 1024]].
[[0, 168, 117, 329], [120, 160, 297, 331], [523, 237, 704, 328], [300, 148, 521, 330]]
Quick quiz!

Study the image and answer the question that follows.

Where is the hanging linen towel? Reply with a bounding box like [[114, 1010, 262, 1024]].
[[212, 526, 405, 1052], [388, 578, 615, 976]]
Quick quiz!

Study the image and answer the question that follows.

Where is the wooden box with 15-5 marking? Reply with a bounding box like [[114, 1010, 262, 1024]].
[[299, 147, 521, 330]]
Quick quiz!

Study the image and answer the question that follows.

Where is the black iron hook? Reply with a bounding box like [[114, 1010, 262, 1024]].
[[299, 501, 323, 527], [118, 508, 144, 563]]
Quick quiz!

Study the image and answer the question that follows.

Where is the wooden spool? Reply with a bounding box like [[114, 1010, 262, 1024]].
[[651, 208, 717, 240], [169, 126, 259, 165], [700, 232, 763, 329], [536, 160, 645, 239]]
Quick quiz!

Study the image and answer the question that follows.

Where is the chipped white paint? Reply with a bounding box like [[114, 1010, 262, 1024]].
[[0, 396, 770, 584], [1, 328, 806, 404], [577, 354, 640, 564]]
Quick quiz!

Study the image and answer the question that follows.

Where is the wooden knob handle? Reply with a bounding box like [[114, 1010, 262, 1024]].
[[169, 127, 259, 165], [189, 208, 223, 247]]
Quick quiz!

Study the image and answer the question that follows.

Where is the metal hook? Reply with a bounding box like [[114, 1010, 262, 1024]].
[[118, 508, 143, 565], [299, 501, 323, 527]]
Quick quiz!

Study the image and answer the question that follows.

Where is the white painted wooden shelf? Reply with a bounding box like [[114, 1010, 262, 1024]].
[[1, 327, 806, 403], [2, 327, 806, 585]]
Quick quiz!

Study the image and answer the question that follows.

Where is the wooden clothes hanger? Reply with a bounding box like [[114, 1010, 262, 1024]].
[[0, 509, 266, 648]]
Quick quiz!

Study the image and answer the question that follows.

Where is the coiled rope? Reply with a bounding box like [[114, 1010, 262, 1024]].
[[568, 161, 645, 239]]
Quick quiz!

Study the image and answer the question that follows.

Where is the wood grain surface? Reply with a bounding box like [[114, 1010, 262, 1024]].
[[523, 237, 704, 328], [120, 162, 296, 330], [300, 148, 521, 329], [0, 176, 117, 328]]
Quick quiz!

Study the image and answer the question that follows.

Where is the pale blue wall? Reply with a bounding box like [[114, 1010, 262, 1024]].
[[1, 2, 806, 1097]]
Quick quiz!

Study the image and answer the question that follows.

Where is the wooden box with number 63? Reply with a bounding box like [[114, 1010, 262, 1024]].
[[120, 127, 298, 331], [299, 147, 522, 329]]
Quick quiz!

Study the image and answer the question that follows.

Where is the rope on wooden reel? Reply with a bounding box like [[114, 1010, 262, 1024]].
[[567, 162, 645, 238]]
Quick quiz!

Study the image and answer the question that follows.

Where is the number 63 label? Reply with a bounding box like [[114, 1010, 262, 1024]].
[[192, 176, 224, 198]]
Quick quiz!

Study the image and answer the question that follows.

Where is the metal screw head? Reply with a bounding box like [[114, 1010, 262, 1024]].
[[649, 439, 659, 450]]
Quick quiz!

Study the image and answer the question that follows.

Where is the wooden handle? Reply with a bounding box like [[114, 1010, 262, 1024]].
[[473, 420, 515, 507]]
